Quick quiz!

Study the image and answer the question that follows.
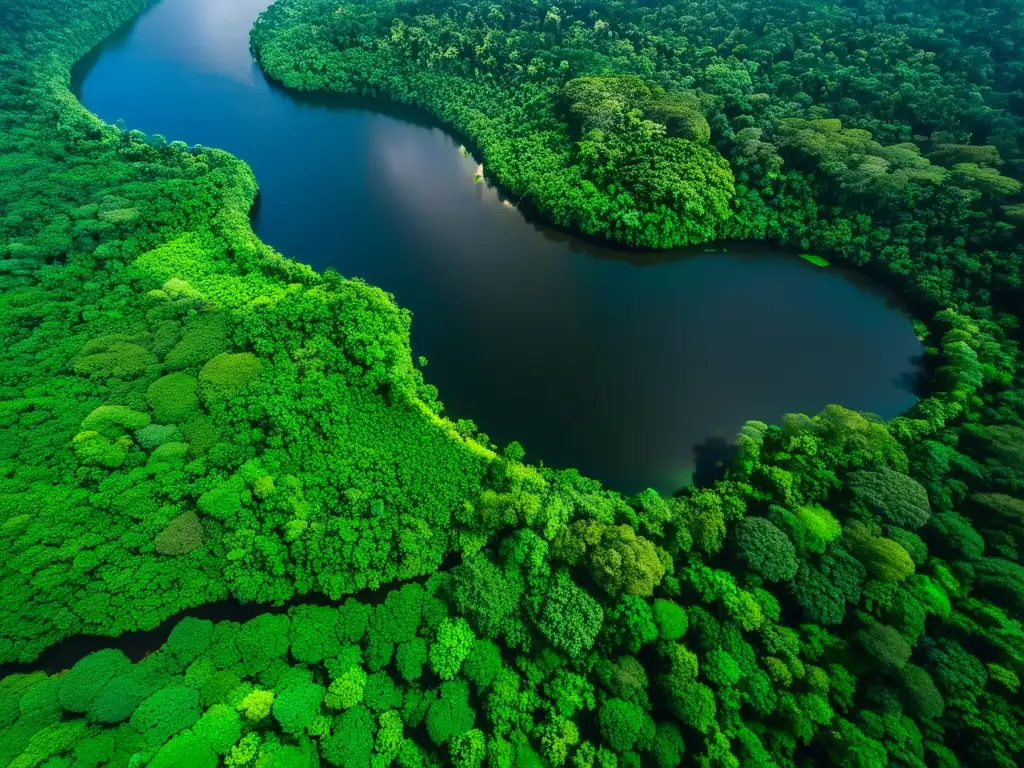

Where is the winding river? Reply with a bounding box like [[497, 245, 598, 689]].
[[71, 0, 923, 493]]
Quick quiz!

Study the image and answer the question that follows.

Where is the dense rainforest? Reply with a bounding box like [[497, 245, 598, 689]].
[[253, 0, 1024, 259], [1, 0, 1023, 767]]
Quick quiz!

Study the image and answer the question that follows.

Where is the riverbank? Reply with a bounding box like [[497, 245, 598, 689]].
[[72, 0, 923, 494]]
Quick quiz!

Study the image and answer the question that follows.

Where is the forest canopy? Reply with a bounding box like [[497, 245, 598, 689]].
[[2, 0, 1024, 767], [252, 0, 1024, 265]]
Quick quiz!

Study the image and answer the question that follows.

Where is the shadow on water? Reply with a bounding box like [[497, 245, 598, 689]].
[[69, 8, 148, 92], [250, 188, 265, 232], [689, 436, 741, 491], [258, 71, 452, 132], [894, 354, 929, 396]]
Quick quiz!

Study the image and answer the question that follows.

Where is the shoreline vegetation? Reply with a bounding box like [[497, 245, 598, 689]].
[[1, 0, 1023, 767]]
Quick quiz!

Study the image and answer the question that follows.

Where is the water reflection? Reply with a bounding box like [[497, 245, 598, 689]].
[[72, 0, 924, 493]]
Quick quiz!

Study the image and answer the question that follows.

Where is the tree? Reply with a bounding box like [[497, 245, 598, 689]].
[[164, 311, 229, 369], [451, 728, 486, 768], [324, 666, 366, 710], [462, 639, 503, 690], [597, 655, 650, 708], [848, 468, 931, 530], [289, 606, 342, 664], [972, 558, 1024, 614], [322, 704, 375, 768], [148, 730, 218, 768], [539, 718, 581, 766], [886, 528, 927, 566], [430, 618, 475, 681], [395, 638, 428, 683], [734, 517, 798, 582], [154, 512, 204, 556], [703, 649, 742, 687], [667, 682, 716, 734], [924, 638, 988, 694], [375, 709, 404, 765], [792, 563, 848, 625], [649, 722, 686, 768], [235, 614, 290, 676], [651, 599, 688, 642], [923, 512, 984, 560], [857, 622, 911, 670], [445, 555, 521, 639], [928, 143, 1003, 167], [131, 685, 202, 749], [545, 669, 596, 720], [599, 698, 649, 753], [363, 672, 402, 713], [80, 405, 150, 436], [951, 163, 1022, 197], [674, 490, 729, 555], [58, 649, 131, 714], [563, 76, 653, 135], [426, 682, 475, 746], [969, 494, 1024, 537], [238, 689, 275, 722], [198, 352, 262, 401], [585, 524, 665, 597], [825, 718, 888, 768], [961, 426, 1024, 490], [147, 373, 199, 423], [853, 535, 916, 583], [646, 91, 711, 141], [337, 598, 371, 645], [87, 671, 153, 724], [901, 664, 944, 720], [536, 569, 604, 657], [601, 596, 657, 654], [771, 505, 842, 555], [272, 681, 325, 736], [166, 618, 214, 667], [193, 704, 242, 754]]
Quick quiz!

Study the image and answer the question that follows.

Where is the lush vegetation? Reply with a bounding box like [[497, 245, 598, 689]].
[[0, 0, 493, 663], [253, 0, 1023, 261], [2, 0, 1024, 767]]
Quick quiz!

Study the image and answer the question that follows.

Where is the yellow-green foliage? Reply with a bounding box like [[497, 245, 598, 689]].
[[73, 430, 129, 468], [859, 536, 916, 582], [237, 690, 274, 722], [794, 505, 842, 552], [799, 253, 830, 267], [324, 666, 366, 710], [81, 405, 151, 437]]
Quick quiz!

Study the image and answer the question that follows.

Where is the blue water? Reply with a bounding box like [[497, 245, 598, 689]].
[[72, 0, 923, 493]]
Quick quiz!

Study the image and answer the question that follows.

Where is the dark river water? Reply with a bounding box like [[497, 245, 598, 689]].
[[71, 0, 923, 493]]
